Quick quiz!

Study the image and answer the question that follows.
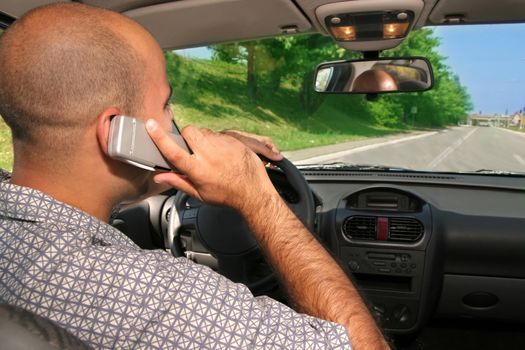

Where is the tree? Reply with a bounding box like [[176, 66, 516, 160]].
[[383, 29, 473, 126], [210, 42, 259, 101], [210, 29, 472, 126], [211, 34, 356, 111]]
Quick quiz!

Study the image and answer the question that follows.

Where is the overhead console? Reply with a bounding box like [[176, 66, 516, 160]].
[[332, 186, 439, 333], [313, 0, 425, 51]]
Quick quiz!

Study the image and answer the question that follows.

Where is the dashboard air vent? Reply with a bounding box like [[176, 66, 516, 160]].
[[389, 217, 424, 242], [343, 216, 377, 241]]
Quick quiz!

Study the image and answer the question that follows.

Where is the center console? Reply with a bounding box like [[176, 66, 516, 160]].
[[332, 186, 439, 333]]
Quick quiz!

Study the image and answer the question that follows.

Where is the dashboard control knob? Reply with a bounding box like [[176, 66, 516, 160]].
[[373, 304, 386, 315], [348, 260, 359, 271], [372, 303, 388, 324], [393, 305, 410, 323]]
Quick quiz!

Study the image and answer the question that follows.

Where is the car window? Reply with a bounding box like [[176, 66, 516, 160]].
[[1, 26, 525, 175], [170, 26, 525, 175]]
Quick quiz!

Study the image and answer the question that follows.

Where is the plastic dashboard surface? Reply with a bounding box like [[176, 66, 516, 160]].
[[302, 170, 525, 334]]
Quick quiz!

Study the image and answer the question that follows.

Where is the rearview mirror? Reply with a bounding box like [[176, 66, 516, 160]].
[[314, 57, 433, 94]]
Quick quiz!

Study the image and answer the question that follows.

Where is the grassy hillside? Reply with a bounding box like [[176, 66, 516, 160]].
[[0, 55, 408, 170], [168, 56, 404, 151]]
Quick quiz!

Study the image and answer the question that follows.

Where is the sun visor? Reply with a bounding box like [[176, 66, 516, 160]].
[[428, 0, 525, 25], [123, 0, 312, 50]]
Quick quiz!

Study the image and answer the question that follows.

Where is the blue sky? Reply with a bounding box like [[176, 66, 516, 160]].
[[177, 23, 525, 115], [435, 23, 525, 115]]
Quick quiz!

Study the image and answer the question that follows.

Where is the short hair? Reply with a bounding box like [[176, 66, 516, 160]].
[[0, 3, 145, 151]]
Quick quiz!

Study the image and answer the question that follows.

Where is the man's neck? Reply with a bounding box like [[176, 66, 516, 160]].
[[11, 164, 115, 222]]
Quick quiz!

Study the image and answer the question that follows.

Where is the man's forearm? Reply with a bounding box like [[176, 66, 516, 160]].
[[144, 122, 388, 348], [240, 191, 390, 350]]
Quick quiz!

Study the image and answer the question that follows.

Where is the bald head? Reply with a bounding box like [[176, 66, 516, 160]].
[[0, 3, 152, 157], [352, 69, 398, 93]]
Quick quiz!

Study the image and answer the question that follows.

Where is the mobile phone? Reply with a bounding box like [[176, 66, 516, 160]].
[[108, 115, 190, 172]]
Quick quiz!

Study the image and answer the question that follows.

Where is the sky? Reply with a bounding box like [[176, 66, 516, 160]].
[[177, 23, 525, 115], [435, 23, 525, 115]]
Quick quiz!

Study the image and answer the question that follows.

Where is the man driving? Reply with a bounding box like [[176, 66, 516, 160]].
[[0, 3, 389, 349]]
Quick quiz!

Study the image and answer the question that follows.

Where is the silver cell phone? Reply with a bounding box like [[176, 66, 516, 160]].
[[108, 115, 190, 172]]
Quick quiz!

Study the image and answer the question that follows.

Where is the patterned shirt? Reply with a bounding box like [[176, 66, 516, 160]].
[[0, 170, 351, 349]]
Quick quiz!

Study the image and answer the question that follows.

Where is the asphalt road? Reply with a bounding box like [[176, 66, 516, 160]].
[[291, 127, 525, 173]]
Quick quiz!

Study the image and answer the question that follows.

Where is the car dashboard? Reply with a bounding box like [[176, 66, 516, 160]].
[[114, 169, 525, 336], [304, 170, 525, 334]]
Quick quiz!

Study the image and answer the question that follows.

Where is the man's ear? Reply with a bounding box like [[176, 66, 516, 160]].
[[96, 107, 121, 156]]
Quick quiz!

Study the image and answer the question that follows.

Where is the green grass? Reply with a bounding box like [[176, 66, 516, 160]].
[[0, 119, 12, 170], [169, 56, 405, 151]]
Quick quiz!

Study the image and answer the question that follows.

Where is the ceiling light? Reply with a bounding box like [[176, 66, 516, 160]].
[[383, 22, 410, 39], [330, 25, 356, 40]]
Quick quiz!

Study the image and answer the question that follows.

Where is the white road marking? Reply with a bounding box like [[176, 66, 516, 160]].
[[294, 131, 438, 165], [427, 127, 478, 169], [514, 154, 525, 165]]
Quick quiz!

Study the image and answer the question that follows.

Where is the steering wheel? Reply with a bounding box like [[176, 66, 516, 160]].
[[165, 157, 315, 294]]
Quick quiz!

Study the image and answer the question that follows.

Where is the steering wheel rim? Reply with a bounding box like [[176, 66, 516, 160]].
[[167, 157, 315, 292]]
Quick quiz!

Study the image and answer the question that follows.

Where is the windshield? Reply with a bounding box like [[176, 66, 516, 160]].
[[169, 24, 525, 175], [1, 25, 525, 174]]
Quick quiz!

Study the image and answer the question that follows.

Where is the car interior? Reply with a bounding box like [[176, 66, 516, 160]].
[[1, 0, 525, 349]]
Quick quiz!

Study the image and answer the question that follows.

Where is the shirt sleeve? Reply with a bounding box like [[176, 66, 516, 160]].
[[39, 243, 352, 349]]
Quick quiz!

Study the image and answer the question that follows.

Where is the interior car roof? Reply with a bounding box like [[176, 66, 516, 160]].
[[1, 0, 525, 49]]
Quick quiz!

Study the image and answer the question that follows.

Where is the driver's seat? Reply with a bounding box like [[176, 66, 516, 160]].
[[0, 303, 91, 350]]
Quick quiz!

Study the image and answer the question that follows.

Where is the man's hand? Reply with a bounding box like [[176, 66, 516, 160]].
[[142, 129, 281, 198], [220, 129, 283, 162], [145, 120, 277, 210]]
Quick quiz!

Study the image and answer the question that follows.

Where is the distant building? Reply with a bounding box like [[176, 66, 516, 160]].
[[468, 113, 511, 127], [511, 114, 521, 127]]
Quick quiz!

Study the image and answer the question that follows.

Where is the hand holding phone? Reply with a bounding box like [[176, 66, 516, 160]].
[[108, 115, 190, 172]]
